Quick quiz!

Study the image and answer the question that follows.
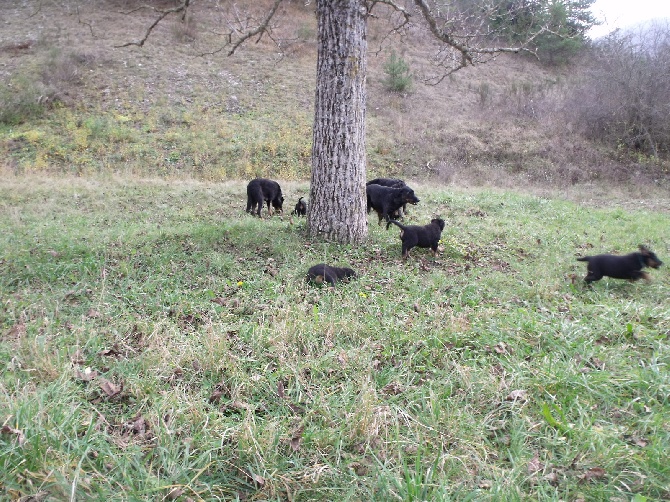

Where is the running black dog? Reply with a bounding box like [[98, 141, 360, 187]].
[[246, 178, 284, 217], [306, 264, 357, 286], [577, 245, 663, 283], [387, 218, 445, 259], [366, 184, 420, 225], [292, 197, 307, 216], [366, 178, 410, 218]]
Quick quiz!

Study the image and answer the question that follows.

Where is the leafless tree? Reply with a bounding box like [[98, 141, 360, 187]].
[[121, 0, 552, 244], [568, 21, 670, 159]]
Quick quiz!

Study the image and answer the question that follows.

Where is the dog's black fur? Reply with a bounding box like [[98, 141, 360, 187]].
[[577, 245, 663, 283], [292, 197, 307, 216], [387, 218, 445, 259], [306, 263, 357, 286], [366, 184, 420, 225], [366, 178, 406, 188], [367, 178, 409, 218], [246, 178, 284, 217]]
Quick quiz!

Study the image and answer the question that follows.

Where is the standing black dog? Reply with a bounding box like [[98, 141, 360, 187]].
[[246, 178, 284, 217], [292, 197, 307, 216], [367, 178, 410, 218], [387, 218, 445, 259], [577, 245, 663, 283], [307, 263, 357, 286], [366, 184, 420, 225]]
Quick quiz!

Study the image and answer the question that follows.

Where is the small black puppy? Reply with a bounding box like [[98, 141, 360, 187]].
[[292, 197, 307, 216], [307, 264, 357, 286], [367, 178, 409, 218], [577, 245, 663, 283], [387, 218, 446, 259], [246, 178, 284, 217], [366, 184, 420, 225]]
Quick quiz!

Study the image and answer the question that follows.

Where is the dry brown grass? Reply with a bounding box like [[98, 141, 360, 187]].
[[0, 0, 668, 191]]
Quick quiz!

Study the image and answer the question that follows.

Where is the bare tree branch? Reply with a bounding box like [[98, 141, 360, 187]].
[[115, 0, 191, 48], [227, 0, 284, 56]]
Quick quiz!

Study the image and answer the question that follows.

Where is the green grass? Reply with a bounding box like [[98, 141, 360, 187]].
[[1, 177, 668, 501]]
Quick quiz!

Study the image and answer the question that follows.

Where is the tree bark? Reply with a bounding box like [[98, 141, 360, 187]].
[[307, 0, 368, 244]]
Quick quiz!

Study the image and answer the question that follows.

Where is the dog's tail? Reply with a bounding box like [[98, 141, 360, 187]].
[[386, 219, 405, 231], [576, 256, 590, 262]]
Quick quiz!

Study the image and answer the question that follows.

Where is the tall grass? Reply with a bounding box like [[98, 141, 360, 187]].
[[1, 177, 668, 500]]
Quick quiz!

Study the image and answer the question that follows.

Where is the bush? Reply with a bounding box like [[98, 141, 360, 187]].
[[567, 21, 670, 159], [382, 51, 412, 93]]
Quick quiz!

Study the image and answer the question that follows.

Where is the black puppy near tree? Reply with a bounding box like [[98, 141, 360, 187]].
[[246, 178, 284, 217], [292, 197, 307, 216], [387, 218, 446, 259], [367, 178, 410, 218], [366, 184, 420, 225]]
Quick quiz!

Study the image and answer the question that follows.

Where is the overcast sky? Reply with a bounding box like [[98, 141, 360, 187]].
[[589, 0, 670, 38]]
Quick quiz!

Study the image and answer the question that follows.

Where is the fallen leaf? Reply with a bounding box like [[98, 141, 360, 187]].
[[211, 297, 227, 306], [99, 379, 121, 398], [290, 427, 304, 452], [505, 389, 528, 402], [75, 367, 99, 382], [208, 390, 224, 404], [4, 323, 26, 340], [544, 471, 559, 484], [382, 382, 403, 395], [527, 451, 543, 474], [167, 488, 184, 500], [71, 349, 85, 365], [87, 309, 102, 319], [633, 437, 649, 448], [580, 467, 606, 482], [250, 472, 265, 486], [0, 425, 25, 446], [277, 380, 285, 399], [478, 480, 492, 489]]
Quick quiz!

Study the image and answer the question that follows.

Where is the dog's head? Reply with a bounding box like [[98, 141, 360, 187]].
[[431, 218, 446, 231], [400, 187, 420, 205], [639, 245, 663, 268], [272, 195, 285, 212]]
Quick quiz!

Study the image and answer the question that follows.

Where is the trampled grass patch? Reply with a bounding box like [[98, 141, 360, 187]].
[[1, 177, 668, 501]]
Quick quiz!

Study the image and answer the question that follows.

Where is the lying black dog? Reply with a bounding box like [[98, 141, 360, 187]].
[[387, 218, 445, 259], [577, 245, 663, 283], [367, 178, 410, 218], [292, 197, 307, 216], [366, 184, 420, 225], [307, 264, 357, 286], [246, 178, 284, 217]]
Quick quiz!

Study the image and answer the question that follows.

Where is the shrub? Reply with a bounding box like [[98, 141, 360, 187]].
[[382, 51, 412, 93]]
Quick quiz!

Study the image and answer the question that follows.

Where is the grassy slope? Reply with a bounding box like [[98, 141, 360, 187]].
[[3, 1, 667, 186], [1, 177, 668, 500]]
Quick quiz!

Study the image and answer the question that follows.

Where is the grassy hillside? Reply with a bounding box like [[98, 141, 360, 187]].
[[1, 177, 669, 500], [1, 0, 667, 187]]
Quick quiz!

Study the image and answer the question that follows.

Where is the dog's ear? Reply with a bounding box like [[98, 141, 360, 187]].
[[639, 244, 650, 254]]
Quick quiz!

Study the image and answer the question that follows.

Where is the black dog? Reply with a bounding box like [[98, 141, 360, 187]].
[[387, 218, 445, 259], [577, 245, 663, 283], [292, 197, 307, 216], [306, 264, 357, 286], [366, 184, 420, 225], [367, 178, 409, 218], [246, 178, 284, 217]]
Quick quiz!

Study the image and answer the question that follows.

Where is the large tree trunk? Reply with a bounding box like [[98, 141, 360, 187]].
[[307, 0, 368, 244]]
